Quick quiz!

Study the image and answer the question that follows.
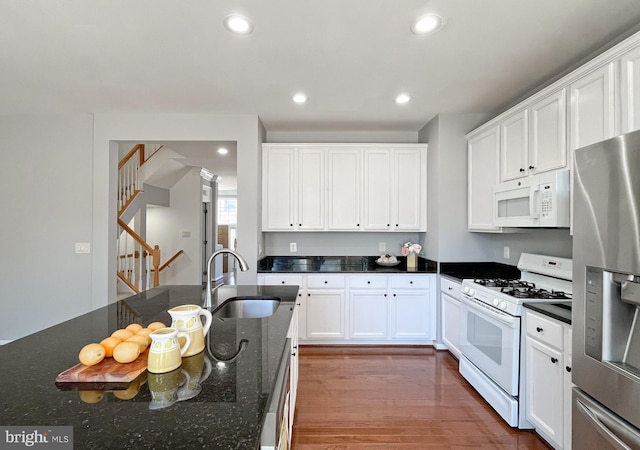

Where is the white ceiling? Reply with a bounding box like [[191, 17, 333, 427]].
[[4, 0, 640, 190]]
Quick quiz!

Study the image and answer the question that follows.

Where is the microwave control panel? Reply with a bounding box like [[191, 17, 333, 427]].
[[540, 183, 553, 217]]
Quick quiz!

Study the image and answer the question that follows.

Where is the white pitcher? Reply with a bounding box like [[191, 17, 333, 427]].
[[168, 304, 212, 357]]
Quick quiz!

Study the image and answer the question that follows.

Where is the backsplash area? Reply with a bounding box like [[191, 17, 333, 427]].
[[263, 232, 423, 257]]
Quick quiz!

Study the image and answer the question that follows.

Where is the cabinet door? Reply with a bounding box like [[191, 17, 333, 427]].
[[298, 148, 325, 230], [305, 290, 346, 339], [530, 88, 567, 174], [262, 148, 295, 230], [500, 109, 529, 181], [441, 292, 461, 358], [563, 327, 573, 450], [287, 301, 299, 442], [569, 62, 617, 151], [468, 126, 502, 232], [621, 45, 640, 134], [349, 290, 388, 339], [388, 290, 429, 339], [362, 149, 392, 230], [393, 148, 423, 230], [525, 337, 564, 449], [327, 149, 361, 230]]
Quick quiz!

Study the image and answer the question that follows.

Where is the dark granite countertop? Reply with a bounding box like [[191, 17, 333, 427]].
[[524, 301, 572, 325], [439, 261, 521, 282], [0, 284, 298, 449], [258, 255, 437, 274]]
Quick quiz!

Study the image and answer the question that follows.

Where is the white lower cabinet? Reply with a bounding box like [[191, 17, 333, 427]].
[[523, 309, 572, 449], [440, 276, 462, 358], [259, 272, 435, 344], [286, 300, 299, 447]]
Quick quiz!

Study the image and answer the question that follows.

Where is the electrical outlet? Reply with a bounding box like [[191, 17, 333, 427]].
[[290, 242, 297, 253], [504, 246, 510, 259], [379, 242, 386, 252], [75, 243, 91, 254]]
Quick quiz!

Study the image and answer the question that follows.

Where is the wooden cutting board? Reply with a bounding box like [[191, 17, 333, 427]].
[[56, 350, 149, 384]]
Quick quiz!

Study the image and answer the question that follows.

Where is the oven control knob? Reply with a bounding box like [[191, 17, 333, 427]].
[[468, 288, 475, 296], [499, 302, 508, 310], [492, 298, 500, 306]]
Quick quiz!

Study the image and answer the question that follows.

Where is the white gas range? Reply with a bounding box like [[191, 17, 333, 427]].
[[458, 253, 572, 429]]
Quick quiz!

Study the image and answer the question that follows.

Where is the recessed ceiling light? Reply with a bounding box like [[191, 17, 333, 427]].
[[411, 13, 445, 35], [217, 147, 228, 155], [223, 14, 253, 35], [292, 93, 308, 104], [395, 93, 412, 104]]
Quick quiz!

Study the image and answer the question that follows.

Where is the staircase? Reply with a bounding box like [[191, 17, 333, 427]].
[[117, 144, 184, 295]]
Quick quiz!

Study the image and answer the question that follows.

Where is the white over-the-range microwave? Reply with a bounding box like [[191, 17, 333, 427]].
[[493, 170, 570, 227]]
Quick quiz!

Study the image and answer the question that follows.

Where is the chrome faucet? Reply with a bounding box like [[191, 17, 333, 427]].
[[204, 248, 250, 308]]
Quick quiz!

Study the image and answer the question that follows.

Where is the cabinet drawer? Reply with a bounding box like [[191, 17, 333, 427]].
[[390, 275, 430, 289], [307, 275, 345, 289], [349, 275, 388, 289], [440, 277, 461, 298], [261, 274, 304, 287], [526, 310, 563, 350]]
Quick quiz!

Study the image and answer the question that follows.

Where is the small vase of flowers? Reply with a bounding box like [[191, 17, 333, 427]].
[[401, 242, 422, 269]]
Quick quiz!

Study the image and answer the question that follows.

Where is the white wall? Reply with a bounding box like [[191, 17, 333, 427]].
[[263, 232, 422, 257], [147, 168, 204, 285], [0, 114, 95, 341]]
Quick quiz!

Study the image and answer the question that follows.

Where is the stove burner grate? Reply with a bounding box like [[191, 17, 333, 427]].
[[473, 279, 536, 289], [500, 287, 572, 300]]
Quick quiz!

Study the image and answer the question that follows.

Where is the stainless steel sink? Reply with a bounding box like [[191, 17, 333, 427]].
[[212, 296, 281, 319]]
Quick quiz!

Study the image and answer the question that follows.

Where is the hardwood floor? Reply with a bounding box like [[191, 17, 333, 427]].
[[291, 346, 551, 449]]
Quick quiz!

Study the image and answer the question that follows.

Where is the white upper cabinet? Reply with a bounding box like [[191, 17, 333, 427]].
[[362, 148, 392, 230], [327, 148, 361, 230], [500, 108, 529, 181], [263, 143, 427, 232], [362, 146, 426, 231], [262, 145, 325, 231], [621, 45, 640, 133], [569, 62, 617, 151], [468, 125, 501, 232], [393, 148, 424, 230], [298, 148, 325, 230], [262, 147, 295, 231], [530, 88, 567, 174]]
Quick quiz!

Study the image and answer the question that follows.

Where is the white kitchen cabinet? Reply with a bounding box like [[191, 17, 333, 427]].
[[621, 45, 640, 134], [304, 275, 346, 340], [262, 146, 325, 231], [362, 146, 426, 231], [500, 108, 529, 182], [327, 148, 361, 231], [468, 125, 502, 232], [388, 275, 431, 340], [569, 62, 617, 151], [362, 148, 392, 230], [529, 88, 567, 175], [440, 276, 462, 359], [392, 148, 424, 230], [259, 272, 435, 344], [524, 309, 572, 449], [349, 275, 388, 340]]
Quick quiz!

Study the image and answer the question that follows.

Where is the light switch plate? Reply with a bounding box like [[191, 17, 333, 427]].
[[75, 243, 91, 254], [503, 246, 510, 259], [290, 243, 297, 253]]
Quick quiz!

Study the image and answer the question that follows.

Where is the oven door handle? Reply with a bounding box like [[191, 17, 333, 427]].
[[460, 295, 518, 326]]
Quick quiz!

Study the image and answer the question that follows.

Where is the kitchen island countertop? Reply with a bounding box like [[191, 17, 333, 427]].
[[0, 284, 298, 449]]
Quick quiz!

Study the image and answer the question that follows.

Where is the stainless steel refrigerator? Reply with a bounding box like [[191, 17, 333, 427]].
[[573, 129, 640, 449]]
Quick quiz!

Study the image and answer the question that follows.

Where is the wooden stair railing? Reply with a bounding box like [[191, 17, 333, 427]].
[[117, 143, 182, 295], [117, 143, 164, 216], [118, 218, 160, 293]]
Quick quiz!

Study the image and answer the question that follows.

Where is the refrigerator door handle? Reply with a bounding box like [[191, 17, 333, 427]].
[[576, 399, 635, 450]]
